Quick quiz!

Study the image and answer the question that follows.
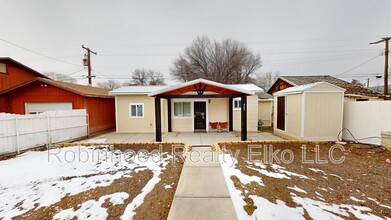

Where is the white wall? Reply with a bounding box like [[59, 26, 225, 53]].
[[0, 110, 88, 155], [343, 101, 391, 145]]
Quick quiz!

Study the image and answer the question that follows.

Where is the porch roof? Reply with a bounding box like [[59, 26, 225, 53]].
[[148, 78, 256, 97]]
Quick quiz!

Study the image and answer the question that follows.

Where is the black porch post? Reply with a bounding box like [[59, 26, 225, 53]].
[[167, 98, 172, 132], [155, 96, 162, 142], [229, 97, 233, 132], [241, 95, 247, 141]]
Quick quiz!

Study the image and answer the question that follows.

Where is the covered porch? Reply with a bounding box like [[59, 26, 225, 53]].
[[149, 79, 254, 142]]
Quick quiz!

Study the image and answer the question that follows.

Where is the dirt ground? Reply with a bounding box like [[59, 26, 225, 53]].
[[115, 143, 185, 220], [10, 143, 184, 220], [220, 141, 391, 219]]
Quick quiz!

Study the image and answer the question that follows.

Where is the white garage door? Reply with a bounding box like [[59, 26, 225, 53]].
[[25, 102, 73, 114]]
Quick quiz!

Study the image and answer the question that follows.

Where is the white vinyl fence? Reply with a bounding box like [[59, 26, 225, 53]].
[[0, 110, 88, 155], [343, 101, 391, 145]]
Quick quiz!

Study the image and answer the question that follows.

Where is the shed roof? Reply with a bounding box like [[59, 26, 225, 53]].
[[274, 82, 345, 95], [270, 75, 381, 97], [0, 77, 112, 98]]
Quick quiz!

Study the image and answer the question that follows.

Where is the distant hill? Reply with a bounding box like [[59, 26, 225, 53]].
[[369, 85, 391, 93]]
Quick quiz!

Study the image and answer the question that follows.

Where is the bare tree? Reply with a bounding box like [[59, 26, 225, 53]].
[[351, 79, 365, 87], [44, 72, 77, 83], [97, 80, 121, 90], [130, 69, 150, 86], [148, 71, 165, 85], [170, 36, 262, 84], [124, 69, 166, 86], [255, 71, 280, 89]]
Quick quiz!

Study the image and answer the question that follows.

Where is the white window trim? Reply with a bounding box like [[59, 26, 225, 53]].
[[172, 101, 192, 119], [129, 103, 144, 118], [233, 98, 241, 110]]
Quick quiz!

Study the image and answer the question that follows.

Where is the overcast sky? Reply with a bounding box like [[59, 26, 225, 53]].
[[0, 0, 390, 87]]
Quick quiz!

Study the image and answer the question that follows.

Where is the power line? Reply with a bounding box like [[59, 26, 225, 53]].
[[0, 38, 83, 67], [335, 55, 380, 77], [67, 68, 85, 76]]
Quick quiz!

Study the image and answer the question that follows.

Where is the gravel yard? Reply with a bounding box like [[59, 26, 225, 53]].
[[218, 141, 391, 219], [0, 143, 184, 220]]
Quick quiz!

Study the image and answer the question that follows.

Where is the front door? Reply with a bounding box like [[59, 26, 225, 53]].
[[194, 102, 206, 130]]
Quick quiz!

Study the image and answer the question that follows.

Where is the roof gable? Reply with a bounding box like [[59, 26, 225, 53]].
[[0, 57, 50, 79], [269, 75, 382, 98], [148, 78, 255, 96]]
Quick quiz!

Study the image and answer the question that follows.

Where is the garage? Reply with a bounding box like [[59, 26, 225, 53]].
[[273, 82, 345, 141], [25, 102, 73, 114]]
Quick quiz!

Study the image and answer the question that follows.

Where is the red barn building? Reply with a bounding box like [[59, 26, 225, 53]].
[[0, 57, 115, 134]]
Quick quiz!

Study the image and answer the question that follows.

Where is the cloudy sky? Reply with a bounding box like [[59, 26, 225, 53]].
[[0, 0, 390, 87]]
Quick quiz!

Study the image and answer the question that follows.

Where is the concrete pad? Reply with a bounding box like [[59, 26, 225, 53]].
[[83, 131, 283, 145], [167, 197, 237, 220], [175, 166, 230, 197], [200, 132, 239, 145]]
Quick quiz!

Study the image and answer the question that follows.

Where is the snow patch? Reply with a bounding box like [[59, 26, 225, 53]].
[[288, 185, 307, 194], [53, 192, 128, 220]]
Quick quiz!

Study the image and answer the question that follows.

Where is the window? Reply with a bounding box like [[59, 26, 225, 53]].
[[129, 103, 144, 118], [356, 98, 369, 102], [0, 63, 7, 74], [174, 102, 191, 117], [233, 99, 241, 110]]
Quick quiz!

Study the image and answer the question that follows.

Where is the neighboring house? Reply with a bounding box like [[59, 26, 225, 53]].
[[0, 58, 115, 134], [0, 57, 50, 112], [109, 78, 264, 141], [273, 82, 345, 141], [268, 75, 383, 101], [0, 77, 115, 134]]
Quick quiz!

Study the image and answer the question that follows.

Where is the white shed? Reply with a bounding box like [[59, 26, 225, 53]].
[[273, 82, 345, 141]]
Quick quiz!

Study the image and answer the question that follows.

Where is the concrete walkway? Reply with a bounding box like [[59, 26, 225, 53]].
[[167, 146, 237, 220]]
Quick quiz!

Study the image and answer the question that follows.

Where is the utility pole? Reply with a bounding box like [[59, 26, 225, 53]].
[[367, 78, 370, 88], [370, 37, 390, 96], [82, 45, 97, 86]]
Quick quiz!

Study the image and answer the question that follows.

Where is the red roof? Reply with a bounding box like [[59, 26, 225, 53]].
[[0, 77, 112, 98]]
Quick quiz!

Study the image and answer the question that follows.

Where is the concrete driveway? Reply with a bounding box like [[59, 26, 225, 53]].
[[84, 131, 282, 145]]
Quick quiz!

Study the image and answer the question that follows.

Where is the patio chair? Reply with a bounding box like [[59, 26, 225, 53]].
[[258, 119, 264, 131], [219, 122, 229, 132], [209, 122, 219, 132]]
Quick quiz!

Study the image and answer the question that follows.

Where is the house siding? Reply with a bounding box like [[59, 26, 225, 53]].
[[8, 81, 84, 114], [116, 95, 167, 133], [7, 81, 115, 134], [0, 60, 42, 91], [233, 94, 259, 132], [208, 98, 229, 123], [85, 97, 116, 133]]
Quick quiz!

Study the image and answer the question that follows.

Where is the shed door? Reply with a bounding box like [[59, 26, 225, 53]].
[[25, 102, 72, 114], [276, 96, 285, 131]]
